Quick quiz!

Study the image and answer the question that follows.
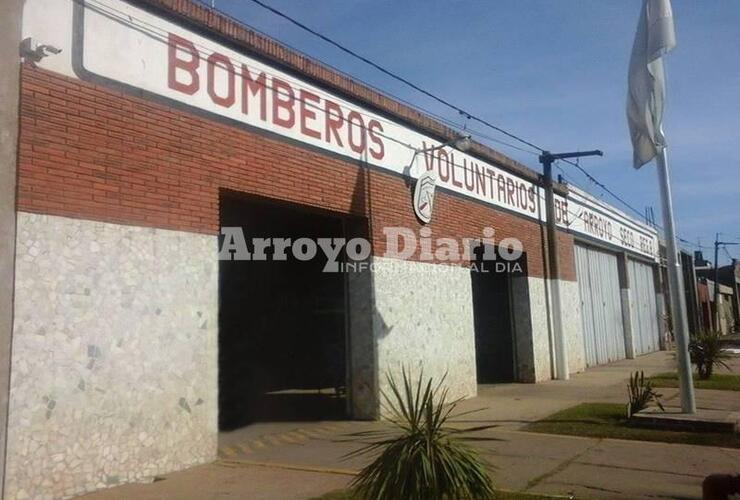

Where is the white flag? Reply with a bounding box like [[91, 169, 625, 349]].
[[626, 0, 676, 169]]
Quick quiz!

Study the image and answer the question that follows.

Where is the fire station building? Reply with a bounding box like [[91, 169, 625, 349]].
[[4, 0, 663, 497]]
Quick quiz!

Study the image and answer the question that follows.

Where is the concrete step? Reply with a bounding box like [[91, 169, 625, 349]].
[[631, 406, 740, 434]]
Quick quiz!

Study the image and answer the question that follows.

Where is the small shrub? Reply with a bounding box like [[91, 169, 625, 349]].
[[689, 331, 731, 380], [627, 371, 664, 417], [347, 369, 496, 500]]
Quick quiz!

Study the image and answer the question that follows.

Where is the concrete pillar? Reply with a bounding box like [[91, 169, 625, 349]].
[[654, 265, 668, 350], [510, 275, 537, 383], [617, 253, 636, 359], [344, 216, 377, 420], [0, 1, 23, 496], [346, 261, 377, 419]]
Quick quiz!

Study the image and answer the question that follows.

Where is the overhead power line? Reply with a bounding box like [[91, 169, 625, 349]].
[[558, 158, 645, 218], [191, 0, 704, 249], [724, 246, 735, 261], [236, 0, 706, 247], [186, 0, 545, 161], [243, 0, 544, 153], [86, 0, 598, 225]]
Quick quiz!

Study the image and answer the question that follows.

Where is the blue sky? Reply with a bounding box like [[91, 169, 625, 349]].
[[211, 0, 739, 264]]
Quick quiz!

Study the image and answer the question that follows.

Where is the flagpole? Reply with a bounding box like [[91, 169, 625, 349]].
[[656, 145, 696, 414]]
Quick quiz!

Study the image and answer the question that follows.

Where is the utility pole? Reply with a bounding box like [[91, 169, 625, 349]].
[[539, 150, 603, 380], [714, 233, 719, 330], [713, 233, 739, 330]]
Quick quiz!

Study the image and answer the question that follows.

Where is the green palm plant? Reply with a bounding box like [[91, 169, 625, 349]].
[[346, 369, 496, 500], [627, 370, 664, 417], [689, 331, 731, 380]]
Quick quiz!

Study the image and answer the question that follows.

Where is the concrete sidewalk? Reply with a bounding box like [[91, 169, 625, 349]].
[[79, 352, 740, 500]]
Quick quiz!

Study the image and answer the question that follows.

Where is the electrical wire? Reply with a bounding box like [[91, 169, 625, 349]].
[[230, 0, 708, 248], [94, 0, 702, 248], [84, 1, 591, 230], [556, 157, 705, 249], [82, 0, 417, 152], [201, 1, 646, 220], [83, 0, 551, 196], [77, 1, 638, 239], [85, 1, 577, 238], [723, 246, 735, 261], [242, 0, 545, 154], [185, 2, 543, 158], [86, 0, 540, 167], [85, 0, 557, 223]]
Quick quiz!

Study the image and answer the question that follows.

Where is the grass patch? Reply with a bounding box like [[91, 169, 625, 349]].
[[525, 403, 740, 448], [649, 372, 740, 391], [310, 489, 565, 500]]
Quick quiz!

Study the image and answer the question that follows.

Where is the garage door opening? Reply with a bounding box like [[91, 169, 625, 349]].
[[628, 259, 660, 356], [470, 244, 516, 383], [218, 194, 349, 429], [575, 244, 626, 367]]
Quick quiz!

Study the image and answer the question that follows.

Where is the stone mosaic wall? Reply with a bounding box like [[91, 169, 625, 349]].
[[369, 260, 583, 393], [561, 280, 586, 374], [510, 276, 539, 382], [526, 277, 554, 382], [4, 212, 588, 498], [525, 277, 585, 382], [7, 212, 218, 499], [372, 258, 477, 405], [346, 264, 377, 419]]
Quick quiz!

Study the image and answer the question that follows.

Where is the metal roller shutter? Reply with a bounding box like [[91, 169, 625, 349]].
[[628, 259, 661, 355], [575, 244, 626, 366]]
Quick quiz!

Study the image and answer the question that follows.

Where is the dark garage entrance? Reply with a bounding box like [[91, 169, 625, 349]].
[[218, 194, 349, 429], [470, 245, 516, 383]]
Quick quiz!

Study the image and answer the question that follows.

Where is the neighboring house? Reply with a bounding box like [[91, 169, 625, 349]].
[[696, 259, 740, 334], [696, 278, 735, 334]]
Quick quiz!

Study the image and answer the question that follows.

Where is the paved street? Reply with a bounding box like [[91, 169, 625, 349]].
[[80, 352, 740, 500]]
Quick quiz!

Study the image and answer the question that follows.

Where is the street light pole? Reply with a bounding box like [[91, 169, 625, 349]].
[[539, 149, 603, 381]]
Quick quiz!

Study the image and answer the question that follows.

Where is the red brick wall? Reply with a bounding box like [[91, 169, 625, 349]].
[[17, 65, 576, 280]]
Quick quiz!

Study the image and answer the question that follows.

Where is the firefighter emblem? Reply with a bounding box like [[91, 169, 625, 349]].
[[413, 170, 437, 224]]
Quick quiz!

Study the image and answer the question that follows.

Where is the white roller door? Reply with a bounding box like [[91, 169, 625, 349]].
[[628, 259, 661, 355], [575, 244, 626, 367]]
